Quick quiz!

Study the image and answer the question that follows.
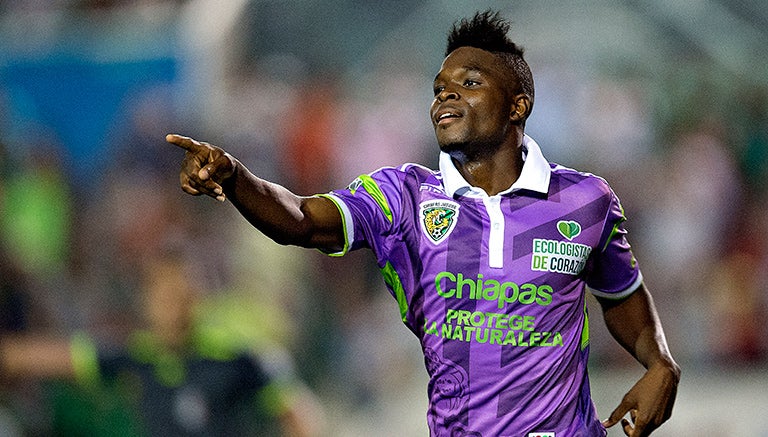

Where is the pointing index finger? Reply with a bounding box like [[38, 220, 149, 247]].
[[166, 134, 204, 153]]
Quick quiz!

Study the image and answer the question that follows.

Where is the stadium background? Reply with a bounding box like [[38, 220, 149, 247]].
[[0, 0, 766, 435]]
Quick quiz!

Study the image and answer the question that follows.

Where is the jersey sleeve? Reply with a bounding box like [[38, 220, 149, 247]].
[[320, 167, 403, 259], [585, 186, 643, 299]]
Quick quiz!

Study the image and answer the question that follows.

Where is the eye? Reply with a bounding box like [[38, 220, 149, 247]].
[[463, 79, 480, 87], [433, 85, 445, 96]]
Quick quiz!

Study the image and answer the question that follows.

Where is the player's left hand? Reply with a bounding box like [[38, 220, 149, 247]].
[[602, 360, 679, 436]]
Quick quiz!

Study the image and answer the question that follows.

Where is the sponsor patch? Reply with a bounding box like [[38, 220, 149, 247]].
[[531, 220, 591, 275], [420, 200, 459, 244]]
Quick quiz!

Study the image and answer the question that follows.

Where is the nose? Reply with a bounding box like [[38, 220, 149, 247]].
[[436, 86, 459, 103]]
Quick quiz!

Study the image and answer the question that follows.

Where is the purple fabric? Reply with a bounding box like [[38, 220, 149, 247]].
[[325, 149, 639, 436]]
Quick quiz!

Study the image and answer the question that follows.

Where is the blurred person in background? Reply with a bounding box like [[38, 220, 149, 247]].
[[0, 142, 31, 335], [0, 140, 73, 312], [167, 10, 679, 437], [0, 248, 324, 436]]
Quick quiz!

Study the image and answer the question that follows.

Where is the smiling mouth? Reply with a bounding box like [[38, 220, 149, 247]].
[[436, 111, 461, 125]]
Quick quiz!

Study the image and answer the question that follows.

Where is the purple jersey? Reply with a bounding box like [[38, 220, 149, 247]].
[[323, 136, 641, 437]]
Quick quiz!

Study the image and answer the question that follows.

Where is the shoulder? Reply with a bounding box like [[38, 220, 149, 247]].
[[550, 163, 615, 196], [357, 163, 441, 195], [368, 163, 439, 182]]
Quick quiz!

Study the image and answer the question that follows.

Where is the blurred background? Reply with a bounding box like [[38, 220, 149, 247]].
[[0, 0, 766, 435]]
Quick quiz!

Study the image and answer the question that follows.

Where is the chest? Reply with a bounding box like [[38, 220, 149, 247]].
[[407, 192, 604, 278]]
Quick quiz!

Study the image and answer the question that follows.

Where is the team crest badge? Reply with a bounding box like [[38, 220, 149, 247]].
[[420, 200, 460, 244]]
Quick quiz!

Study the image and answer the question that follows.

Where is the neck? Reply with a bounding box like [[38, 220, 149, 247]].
[[449, 132, 525, 196]]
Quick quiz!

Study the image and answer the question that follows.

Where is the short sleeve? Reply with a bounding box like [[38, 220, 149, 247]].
[[585, 187, 643, 299], [322, 168, 404, 259]]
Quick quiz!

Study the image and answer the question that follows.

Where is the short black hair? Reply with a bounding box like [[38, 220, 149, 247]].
[[446, 10, 534, 106]]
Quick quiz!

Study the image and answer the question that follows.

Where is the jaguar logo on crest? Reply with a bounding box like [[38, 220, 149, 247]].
[[420, 200, 460, 244]]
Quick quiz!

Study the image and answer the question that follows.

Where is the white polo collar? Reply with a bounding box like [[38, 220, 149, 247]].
[[439, 134, 552, 198]]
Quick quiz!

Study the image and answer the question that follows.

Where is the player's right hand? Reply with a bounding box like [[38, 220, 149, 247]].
[[166, 134, 236, 202]]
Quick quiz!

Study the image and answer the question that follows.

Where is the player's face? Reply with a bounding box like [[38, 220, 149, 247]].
[[430, 47, 517, 154]]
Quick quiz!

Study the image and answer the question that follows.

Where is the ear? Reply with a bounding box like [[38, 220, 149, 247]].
[[509, 94, 532, 124]]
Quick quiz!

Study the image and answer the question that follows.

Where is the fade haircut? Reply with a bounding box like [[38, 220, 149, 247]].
[[446, 10, 535, 109]]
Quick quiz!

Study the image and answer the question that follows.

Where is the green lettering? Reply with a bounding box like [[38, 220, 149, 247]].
[[441, 324, 452, 338], [473, 274, 483, 299], [470, 311, 485, 327], [522, 316, 535, 331], [482, 279, 500, 301], [499, 282, 519, 309], [503, 330, 517, 346], [490, 329, 503, 345], [517, 331, 528, 346], [456, 273, 475, 299], [451, 326, 464, 341], [434, 271, 556, 308], [474, 328, 488, 343], [496, 314, 509, 329], [530, 332, 541, 346], [435, 271, 455, 298], [553, 332, 564, 346], [518, 283, 537, 304], [485, 312, 502, 328], [456, 310, 471, 326], [536, 285, 553, 306], [532, 255, 548, 270], [541, 331, 552, 346], [445, 309, 458, 323], [426, 321, 438, 336]]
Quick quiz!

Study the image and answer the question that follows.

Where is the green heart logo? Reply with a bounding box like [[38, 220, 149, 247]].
[[557, 220, 581, 240]]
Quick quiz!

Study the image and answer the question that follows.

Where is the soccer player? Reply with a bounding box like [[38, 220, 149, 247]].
[[167, 10, 680, 437]]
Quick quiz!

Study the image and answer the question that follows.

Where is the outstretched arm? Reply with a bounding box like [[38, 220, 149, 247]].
[[598, 283, 680, 437], [166, 134, 344, 251]]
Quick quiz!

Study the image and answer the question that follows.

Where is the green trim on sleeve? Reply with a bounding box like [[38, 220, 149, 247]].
[[602, 204, 626, 253], [380, 261, 408, 323], [358, 174, 393, 224], [70, 332, 100, 387], [580, 299, 590, 351], [315, 194, 350, 257]]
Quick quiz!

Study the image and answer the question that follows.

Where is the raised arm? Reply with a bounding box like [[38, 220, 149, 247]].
[[598, 283, 681, 436], [166, 134, 344, 251]]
